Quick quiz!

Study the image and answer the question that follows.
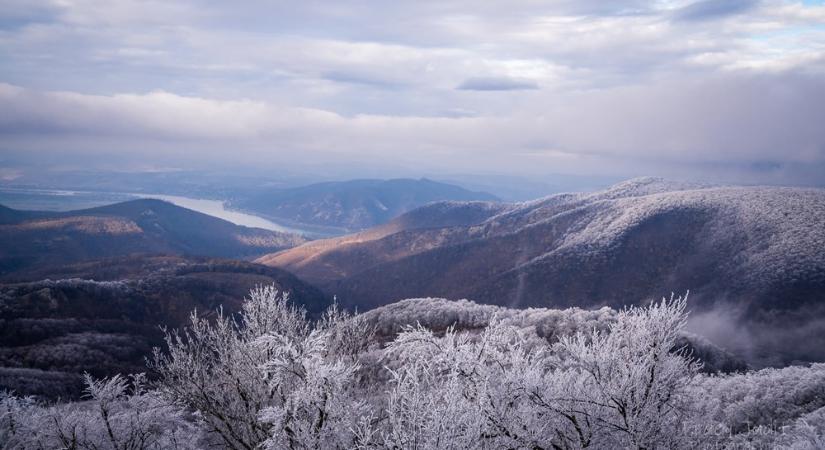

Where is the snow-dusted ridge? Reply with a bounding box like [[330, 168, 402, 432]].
[[262, 177, 825, 366]]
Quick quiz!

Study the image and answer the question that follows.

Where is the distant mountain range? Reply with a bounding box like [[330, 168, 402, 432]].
[[259, 177, 825, 366], [0, 255, 330, 399], [0, 199, 305, 277], [231, 178, 498, 233], [6, 178, 825, 376]]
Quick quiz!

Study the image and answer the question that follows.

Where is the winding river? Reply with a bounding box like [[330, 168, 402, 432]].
[[0, 187, 307, 235]]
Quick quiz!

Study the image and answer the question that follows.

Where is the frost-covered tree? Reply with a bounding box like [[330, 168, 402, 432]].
[[692, 362, 825, 433], [149, 286, 374, 450], [380, 295, 708, 449], [7, 286, 825, 450], [256, 302, 374, 449], [780, 406, 825, 449], [0, 374, 198, 450], [149, 291, 281, 449], [541, 295, 707, 449], [381, 320, 551, 449]]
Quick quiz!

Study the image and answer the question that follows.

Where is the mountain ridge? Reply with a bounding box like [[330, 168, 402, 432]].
[[231, 178, 499, 233], [259, 177, 825, 365], [0, 199, 306, 277]]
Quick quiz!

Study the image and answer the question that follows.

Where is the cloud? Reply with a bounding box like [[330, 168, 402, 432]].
[[321, 70, 405, 89], [0, 0, 60, 29], [0, 0, 824, 184], [673, 0, 761, 22], [2, 69, 824, 185], [688, 300, 825, 366], [456, 77, 539, 91]]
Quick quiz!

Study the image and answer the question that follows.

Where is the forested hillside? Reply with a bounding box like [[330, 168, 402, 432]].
[[262, 178, 825, 365], [232, 178, 498, 233], [2, 288, 823, 449], [0, 199, 305, 276], [0, 258, 329, 399]]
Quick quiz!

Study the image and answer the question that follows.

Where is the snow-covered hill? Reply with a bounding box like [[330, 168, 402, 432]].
[[261, 177, 825, 365]]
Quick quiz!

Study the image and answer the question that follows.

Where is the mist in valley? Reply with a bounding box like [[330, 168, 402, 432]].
[[2, 0, 825, 448]]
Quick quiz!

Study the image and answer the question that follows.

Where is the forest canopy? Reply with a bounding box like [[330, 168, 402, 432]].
[[2, 286, 824, 449]]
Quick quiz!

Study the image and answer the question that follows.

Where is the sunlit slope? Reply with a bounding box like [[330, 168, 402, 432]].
[[261, 177, 825, 312]]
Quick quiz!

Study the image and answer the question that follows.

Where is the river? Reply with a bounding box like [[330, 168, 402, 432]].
[[0, 187, 306, 235], [134, 193, 304, 234]]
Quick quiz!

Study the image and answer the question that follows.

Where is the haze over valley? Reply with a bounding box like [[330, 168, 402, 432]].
[[2, 1, 825, 448]]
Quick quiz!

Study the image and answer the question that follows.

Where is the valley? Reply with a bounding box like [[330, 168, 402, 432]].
[[1, 178, 824, 392], [4, 4, 824, 445]]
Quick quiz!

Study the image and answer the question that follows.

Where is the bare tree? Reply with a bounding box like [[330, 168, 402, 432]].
[[540, 295, 705, 449], [1, 374, 198, 450], [380, 295, 707, 449], [149, 285, 374, 450], [6, 287, 825, 450]]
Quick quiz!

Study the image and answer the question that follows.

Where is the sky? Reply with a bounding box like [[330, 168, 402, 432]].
[[1, 0, 825, 186]]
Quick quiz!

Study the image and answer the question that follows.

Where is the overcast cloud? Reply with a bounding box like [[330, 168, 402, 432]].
[[1, 0, 824, 184]]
